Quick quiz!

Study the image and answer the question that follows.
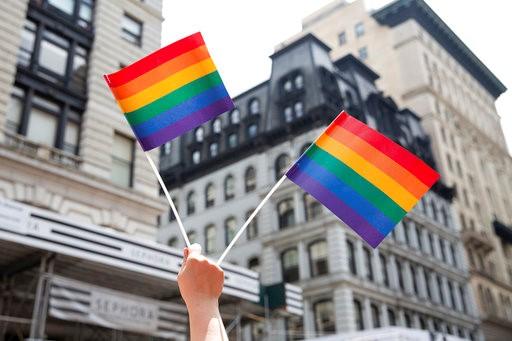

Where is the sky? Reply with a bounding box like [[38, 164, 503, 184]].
[[161, 0, 512, 152]]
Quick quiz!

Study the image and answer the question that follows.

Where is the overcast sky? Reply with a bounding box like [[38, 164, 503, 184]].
[[161, 0, 512, 152]]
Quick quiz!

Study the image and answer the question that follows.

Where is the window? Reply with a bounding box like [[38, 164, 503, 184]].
[[224, 175, 235, 200], [246, 210, 258, 240], [248, 257, 260, 272], [294, 101, 304, 117], [192, 150, 201, 164], [347, 240, 356, 275], [230, 109, 240, 124], [194, 126, 204, 142], [249, 98, 260, 115], [186, 191, 196, 215], [314, 300, 335, 333], [244, 167, 256, 192], [121, 13, 143, 45], [205, 224, 216, 253], [278, 198, 295, 229], [227, 133, 238, 148], [387, 308, 396, 326], [205, 183, 215, 208], [39, 30, 69, 76], [284, 106, 293, 122], [247, 123, 258, 138], [17, 20, 35, 66], [167, 237, 177, 247], [5, 87, 24, 133], [304, 193, 322, 221], [380, 254, 389, 287], [338, 31, 346, 46], [358, 46, 368, 61], [294, 74, 304, 89], [355, 22, 365, 37], [275, 154, 290, 180], [212, 118, 222, 134], [354, 299, 364, 330], [168, 197, 177, 221], [188, 231, 197, 244], [111, 133, 134, 187], [48, 0, 75, 15], [309, 240, 328, 277], [371, 303, 380, 328], [363, 247, 373, 281], [209, 142, 218, 158], [224, 217, 236, 246], [281, 248, 299, 282]]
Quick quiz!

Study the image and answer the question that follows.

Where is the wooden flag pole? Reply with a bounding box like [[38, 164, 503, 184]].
[[217, 175, 287, 265], [145, 152, 191, 247]]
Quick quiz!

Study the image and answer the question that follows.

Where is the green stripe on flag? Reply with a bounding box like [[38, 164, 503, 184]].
[[125, 71, 223, 126], [306, 144, 407, 223]]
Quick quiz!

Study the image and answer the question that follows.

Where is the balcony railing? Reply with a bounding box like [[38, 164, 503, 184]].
[[2, 129, 82, 169]]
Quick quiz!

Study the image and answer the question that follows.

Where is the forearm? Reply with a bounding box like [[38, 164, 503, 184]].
[[188, 300, 228, 341]]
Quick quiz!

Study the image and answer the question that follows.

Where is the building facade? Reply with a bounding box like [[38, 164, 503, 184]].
[[159, 33, 481, 340], [0, 0, 166, 239], [295, 1, 512, 340]]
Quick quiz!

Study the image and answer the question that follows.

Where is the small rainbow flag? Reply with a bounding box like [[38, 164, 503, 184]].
[[104, 32, 234, 151], [286, 111, 439, 247]]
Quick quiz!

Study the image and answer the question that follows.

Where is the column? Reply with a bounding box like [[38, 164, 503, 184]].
[[298, 241, 309, 280], [333, 287, 354, 332]]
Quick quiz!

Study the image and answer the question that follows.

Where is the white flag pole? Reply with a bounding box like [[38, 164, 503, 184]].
[[145, 152, 191, 247], [217, 175, 287, 265]]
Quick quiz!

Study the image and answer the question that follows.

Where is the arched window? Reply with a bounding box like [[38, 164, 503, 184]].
[[246, 209, 258, 240], [167, 236, 177, 247], [204, 224, 216, 254], [224, 175, 235, 200], [248, 257, 260, 272], [294, 74, 304, 89], [230, 109, 240, 124], [212, 118, 222, 134], [353, 299, 364, 330], [194, 126, 204, 142], [209, 142, 218, 158], [313, 300, 335, 333], [249, 98, 260, 115], [192, 150, 201, 164], [278, 198, 295, 229], [304, 193, 322, 221], [346, 239, 356, 275], [245, 167, 256, 192], [275, 153, 290, 180], [309, 240, 328, 277], [186, 191, 196, 215], [370, 303, 380, 328], [205, 183, 215, 208], [224, 217, 236, 246], [281, 248, 299, 282]]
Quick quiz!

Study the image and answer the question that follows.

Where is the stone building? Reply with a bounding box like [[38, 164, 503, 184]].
[[292, 1, 512, 339], [0, 0, 165, 238], [159, 33, 481, 340]]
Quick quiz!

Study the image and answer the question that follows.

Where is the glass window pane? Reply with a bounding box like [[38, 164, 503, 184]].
[[26, 107, 57, 146], [48, 0, 75, 15], [39, 38, 68, 75]]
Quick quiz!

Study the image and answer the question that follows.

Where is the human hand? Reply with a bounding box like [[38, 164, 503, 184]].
[[177, 244, 224, 311]]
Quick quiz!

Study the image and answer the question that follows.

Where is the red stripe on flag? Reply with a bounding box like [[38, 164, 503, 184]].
[[105, 32, 205, 88], [334, 112, 439, 187]]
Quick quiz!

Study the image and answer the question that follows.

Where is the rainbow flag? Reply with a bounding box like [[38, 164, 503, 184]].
[[104, 32, 234, 151], [286, 112, 439, 247]]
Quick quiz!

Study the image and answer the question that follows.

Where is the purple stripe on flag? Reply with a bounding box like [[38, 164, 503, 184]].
[[287, 164, 385, 247], [138, 97, 234, 151]]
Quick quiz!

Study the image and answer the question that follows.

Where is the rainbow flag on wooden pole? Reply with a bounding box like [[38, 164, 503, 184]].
[[218, 111, 438, 263], [104, 32, 234, 247]]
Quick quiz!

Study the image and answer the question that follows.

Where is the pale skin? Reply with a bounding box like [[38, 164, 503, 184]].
[[177, 244, 228, 341]]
